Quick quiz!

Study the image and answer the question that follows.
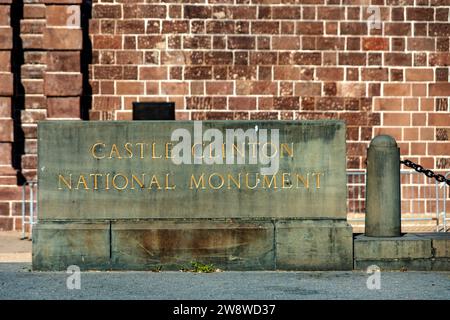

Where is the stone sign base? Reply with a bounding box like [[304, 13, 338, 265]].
[[354, 233, 450, 271], [33, 219, 353, 271]]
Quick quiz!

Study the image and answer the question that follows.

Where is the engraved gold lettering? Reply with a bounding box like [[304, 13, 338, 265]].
[[76, 175, 89, 190], [90, 173, 102, 190], [282, 172, 292, 189], [152, 142, 162, 159], [135, 143, 145, 159], [281, 143, 294, 158], [227, 173, 241, 189], [190, 174, 206, 189], [245, 173, 260, 189], [109, 144, 122, 159], [296, 173, 309, 189], [124, 143, 133, 159], [91, 143, 105, 159], [131, 174, 145, 189], [112, 174, 128, 190], [208, 173, 224, 190], [58, 174, 72, 190], [148, 175, 162, 190], [263, 174, 277, 189], [165, 173, 176, 190], [165, 143, 173, 159]]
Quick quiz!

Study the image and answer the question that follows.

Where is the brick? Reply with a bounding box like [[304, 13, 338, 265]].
[[116, 81, 144, 95], [0, 27, 12, 49], [407, 38, 435, 51], [383, 113, 411, 126], [297, 22, 324, 35], [336, 83, 365, 98], [340, 22, 367, 35], [47, 97, 80, 118], [228, 37, 255, 50], [0, 217, 13, 231], [184, 66, 212, 80], [429, 24, 450, 37], [44, 73, 82, 96], [116, 20, 145, 34], [318, 7, 344, 20], [406, 8, 434, 21], [0, 73, 13, 96], [43, 28, 82, 50], [24, 4, 46, 19], [184, 5, 211, 19], [138, 36, 165, 50], [429, 83, 450, 96], [92, 96, 121, 111], [252, 21, 279, 34], [374, 98, 402, 111], [362, 37, 389, 51], [428, 113, 450, 126], [274, 66, 301, 80], [385, 23, 412, 36], [205, 82, 233, 95], [384, 53, 412, 66], [0, 202, 9, 216], [0, 5, 9, 25], [21, 110, 46, 123], [295, 83, 321, 96], [0, 119, 12, 142], [361, 68, 389, 81], [0, 97, 11, 117], [229, 97, 257, 110], [0, 142, 11, 165], [428, 143, 450, 155], [383, 84, 411, 96], [339, 53, 366, 66], [272, 36, 300, 50], [93, 4, 121, 19], [236, 81, 277, 95], [405, 68, 434, 81], [161, 82, 189, 95], [41, 0, 83, 3], [46, 5, 80, 27], [429, 53, 450, 66], [273, 97, 300, 110], [162, 21, 189, 34], [317, 37, 344, 50], [116, 51, 143, 65], [46, 51, 80, 72], [316, 68, 344, 81], [93, 35, 122, 49], [139, 67, 167, 80]]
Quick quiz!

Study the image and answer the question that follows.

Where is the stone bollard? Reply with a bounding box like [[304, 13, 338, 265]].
[[365, 135, 401, 237]]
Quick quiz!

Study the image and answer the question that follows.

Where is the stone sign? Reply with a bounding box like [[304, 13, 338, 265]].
[[33, 121, 352, 271]]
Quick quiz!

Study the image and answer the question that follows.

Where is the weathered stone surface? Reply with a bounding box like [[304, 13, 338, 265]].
[[37, 121, 347, 221], [354, 234, 432, 260], [111, 220, 275, 270], [275, 220, 353, 270], [32, 222, 110, 271]]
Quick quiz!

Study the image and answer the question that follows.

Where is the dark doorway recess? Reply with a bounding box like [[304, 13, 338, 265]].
[[132, 102, 175, 120]]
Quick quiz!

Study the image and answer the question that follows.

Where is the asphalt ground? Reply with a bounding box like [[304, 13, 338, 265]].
[[0, 263, 449, 300], [0, 231, 448, 300]]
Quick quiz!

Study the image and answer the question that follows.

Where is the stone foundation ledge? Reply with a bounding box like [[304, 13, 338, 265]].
[[354, 233, 450, 271], [32, 219, 353, 271]]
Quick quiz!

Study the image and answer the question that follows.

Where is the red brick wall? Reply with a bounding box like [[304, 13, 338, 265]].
[[0, 0, 449, 231], [87, 0, 449, 170]]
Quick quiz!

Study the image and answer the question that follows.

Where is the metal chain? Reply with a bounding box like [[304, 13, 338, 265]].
[[401, 159, 450, 186]]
